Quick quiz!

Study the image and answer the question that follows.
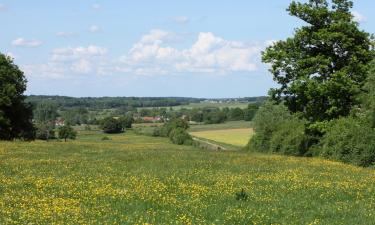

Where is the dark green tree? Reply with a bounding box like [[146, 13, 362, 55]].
[[58, 125, 77, 142], [262, 0, 374, 131], [100, 117, 123, 134], [0, 53, 34, 140], [34, 101, 58, 123], [118, 114, 134, 129]]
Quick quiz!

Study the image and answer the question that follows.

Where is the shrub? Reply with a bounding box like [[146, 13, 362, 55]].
[[319, 117, 375, 167], [247, 101, 292, 152], [269, 116, 310, 156], [101, 136, 111, 141], [168, 128, 193, 145], [35, 122, 55, 140]]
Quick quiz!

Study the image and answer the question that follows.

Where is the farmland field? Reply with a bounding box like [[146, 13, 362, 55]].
[[1, 131, 375, 224], [190, 128, 254, 147]]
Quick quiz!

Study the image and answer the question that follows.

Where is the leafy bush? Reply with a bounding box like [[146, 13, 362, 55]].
[[152, 118, 193, 145], [35, 122, 55, 140], [247, 101, 292, 152], [168, 128, 193, 145], [319, 117, 375, 167], [269, 116, 310, 156]]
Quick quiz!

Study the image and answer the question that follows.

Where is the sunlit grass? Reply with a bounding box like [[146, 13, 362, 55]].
[[0, 131, 375, 224]]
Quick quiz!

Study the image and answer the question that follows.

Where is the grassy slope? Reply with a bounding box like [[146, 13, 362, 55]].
[[1, 131, 375, 224]]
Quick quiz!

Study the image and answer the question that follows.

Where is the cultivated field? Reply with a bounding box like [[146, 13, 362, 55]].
[[190, 128, 254, 147], [1, 131, 375, 224]]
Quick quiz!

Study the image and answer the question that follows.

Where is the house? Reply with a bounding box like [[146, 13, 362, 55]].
[[55, 118, 65, 126]]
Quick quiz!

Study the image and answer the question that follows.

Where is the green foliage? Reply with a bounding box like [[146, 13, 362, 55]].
[[0, 53, 34, 140], [228, 107, 244, 121], [118, 114, 134, 129], [100, 117, 123, 134], [243, 104, 259, 121], [168, 128, 193, 145], [61, 107, 88, 125], [262, 0, 374, 126], [269, 116, 310, 156], [248, 101, 292, 152], [58, 125, 77, 142], [35, 122, 55, 140], [152, 118, 192, 145], [34, 101, 58, 123], [319, 116, 375, 167]]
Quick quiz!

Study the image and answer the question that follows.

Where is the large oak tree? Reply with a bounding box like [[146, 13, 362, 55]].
[[262, 0, 374, 130]]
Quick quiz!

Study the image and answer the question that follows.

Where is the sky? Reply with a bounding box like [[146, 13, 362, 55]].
[[0, 0, 374, 98]]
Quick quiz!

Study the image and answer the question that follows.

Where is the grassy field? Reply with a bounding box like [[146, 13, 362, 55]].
[[190, 128, 254, 147], [1, 131, 375, 224]]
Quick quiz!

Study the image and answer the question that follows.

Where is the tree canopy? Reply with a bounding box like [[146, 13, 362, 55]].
[[0, 53, 34, 140], [262, 0, 374, 130]]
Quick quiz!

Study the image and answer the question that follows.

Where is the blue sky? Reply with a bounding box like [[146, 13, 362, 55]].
[[1, 0, 374, 97]]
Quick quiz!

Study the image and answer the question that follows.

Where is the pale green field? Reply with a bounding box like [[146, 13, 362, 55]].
[[190, 128, 254, 147]]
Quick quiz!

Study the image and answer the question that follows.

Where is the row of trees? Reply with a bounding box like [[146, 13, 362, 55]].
[[248, 0, 375, 167], [135, 104, 260, 124]]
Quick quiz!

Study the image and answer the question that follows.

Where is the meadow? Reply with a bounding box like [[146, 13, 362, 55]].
[[1, 130, 375, 224]]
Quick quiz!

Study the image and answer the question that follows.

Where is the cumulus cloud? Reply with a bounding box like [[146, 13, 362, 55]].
[[23, 45, 108, 78], [171, 16, 189, 24], [23, 30, 264, 79], [352, 11, 367, 23], [51, 45, 107, 62], [118, 30, 262, 75], [89, 25, 101, 33], [11, 38, 43, 47]]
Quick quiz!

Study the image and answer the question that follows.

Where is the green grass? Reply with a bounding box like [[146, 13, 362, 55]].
[[1, 131, 375, 224]]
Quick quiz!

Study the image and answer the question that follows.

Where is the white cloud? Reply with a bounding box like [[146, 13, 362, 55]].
[[119, 30, 262, 75], [171, 16, 189, 24], [92, 3, 101, 10], [89, 25, 101, 33], [71, 59, 92, 74], [22, 30, 264, 79], [352, 11, 367, 23], [56, 31, 75, 38], [51, 45, 107, 62], [11, 38, 43, 47]]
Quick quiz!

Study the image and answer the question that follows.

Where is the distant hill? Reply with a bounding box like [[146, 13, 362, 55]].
[[26, 95, 267, 110]]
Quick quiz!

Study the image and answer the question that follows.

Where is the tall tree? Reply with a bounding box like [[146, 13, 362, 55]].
[[0, 53, 34, 140], [262, 0, 374, 131]]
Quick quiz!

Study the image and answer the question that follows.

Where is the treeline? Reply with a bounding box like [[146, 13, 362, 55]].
[[248, 0, 375, 167], [26, 95, 203, 110], [135, 104, 260, 124]]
